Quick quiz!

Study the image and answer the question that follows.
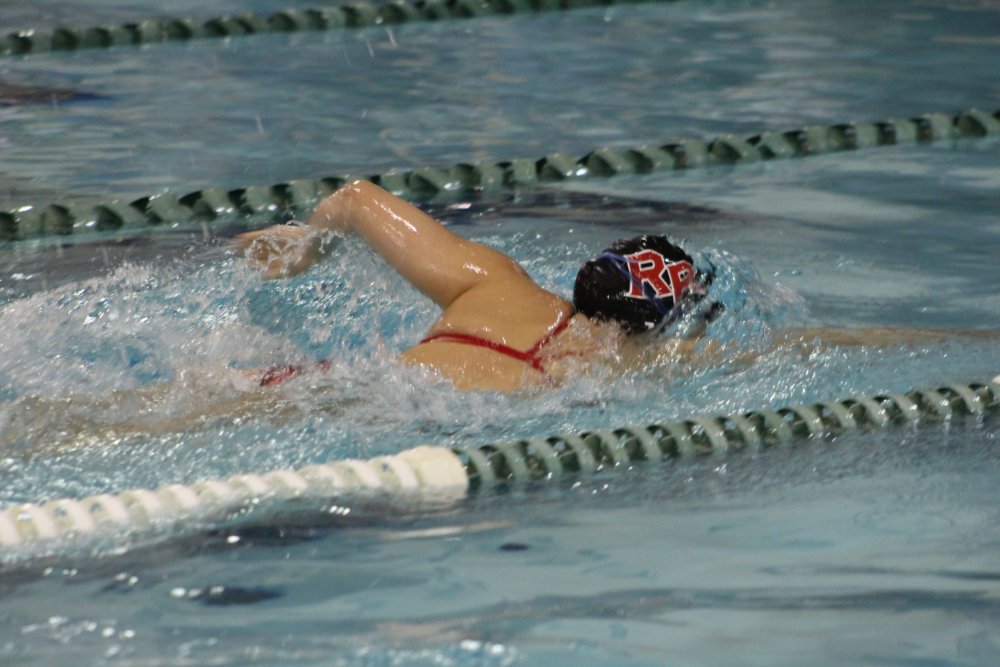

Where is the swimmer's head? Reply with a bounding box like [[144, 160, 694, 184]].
[[573, 235, 716, 334]]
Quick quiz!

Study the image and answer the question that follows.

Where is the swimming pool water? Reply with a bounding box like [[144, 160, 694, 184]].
[[2, 426, 999, 665], [2, 0, 999, 206], [2, 143, 999, 663], [2, 0, 1000, 664]]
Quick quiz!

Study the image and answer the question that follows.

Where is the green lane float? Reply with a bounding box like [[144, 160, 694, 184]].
[[0, 0, 678, 58], [2, 107, 998, 242]]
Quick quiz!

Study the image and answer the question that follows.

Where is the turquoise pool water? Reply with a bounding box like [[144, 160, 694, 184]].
[[2, 1, 999, 665]]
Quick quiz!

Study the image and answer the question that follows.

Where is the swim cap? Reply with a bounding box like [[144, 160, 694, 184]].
[[573, 235, 711, 334]]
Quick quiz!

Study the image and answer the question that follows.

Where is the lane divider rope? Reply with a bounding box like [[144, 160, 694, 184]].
[[0, 0, 673, 58], [3, 106, 998, 243], [2, 379, 997, 552]]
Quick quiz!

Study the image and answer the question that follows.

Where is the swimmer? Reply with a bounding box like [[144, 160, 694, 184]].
[[233, 181, 1000, 392], [233, 180, 719, 392]]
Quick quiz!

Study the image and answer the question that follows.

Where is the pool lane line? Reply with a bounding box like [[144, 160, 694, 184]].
[[2, 106, 999, 243], [0, 0, 675, 58], [1, 379, 997, 552]]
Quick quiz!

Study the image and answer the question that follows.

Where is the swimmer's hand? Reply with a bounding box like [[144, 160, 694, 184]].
[[232, 223, 336, 279]]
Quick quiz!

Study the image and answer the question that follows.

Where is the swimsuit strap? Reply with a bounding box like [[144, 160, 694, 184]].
[[419, 312, 573, 373], [263, 314, 575, 387]]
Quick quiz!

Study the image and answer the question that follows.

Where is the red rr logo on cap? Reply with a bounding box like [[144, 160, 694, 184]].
[[623, 249, 696, 302]]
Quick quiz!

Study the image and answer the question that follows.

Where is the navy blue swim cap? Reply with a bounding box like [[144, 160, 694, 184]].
[[573, 235, 712, 334]]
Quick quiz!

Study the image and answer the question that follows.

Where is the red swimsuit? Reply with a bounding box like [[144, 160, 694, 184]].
[[418, 314, 573, 374], [260, 314, 574, 386], [258, 359, 332, 387]]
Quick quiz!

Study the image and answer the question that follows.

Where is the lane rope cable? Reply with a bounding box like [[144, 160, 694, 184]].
[[1, 379, 998, 553], [3, 106, 999, 242], [0, 0, 678, 58]]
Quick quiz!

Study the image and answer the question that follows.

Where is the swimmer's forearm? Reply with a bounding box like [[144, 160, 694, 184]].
[[784, 326, 1000, 347]]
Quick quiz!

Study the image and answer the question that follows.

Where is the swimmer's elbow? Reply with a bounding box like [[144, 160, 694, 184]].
[[308, 180, 371, 233]]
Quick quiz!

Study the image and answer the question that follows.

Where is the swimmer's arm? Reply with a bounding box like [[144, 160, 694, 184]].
[[304, 180, 534, 307], [783, 326, 1000, 347], [234, 181, 530, 304]]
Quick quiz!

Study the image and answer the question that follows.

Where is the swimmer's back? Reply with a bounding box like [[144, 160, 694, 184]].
[[401, 281, 575, 391]]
